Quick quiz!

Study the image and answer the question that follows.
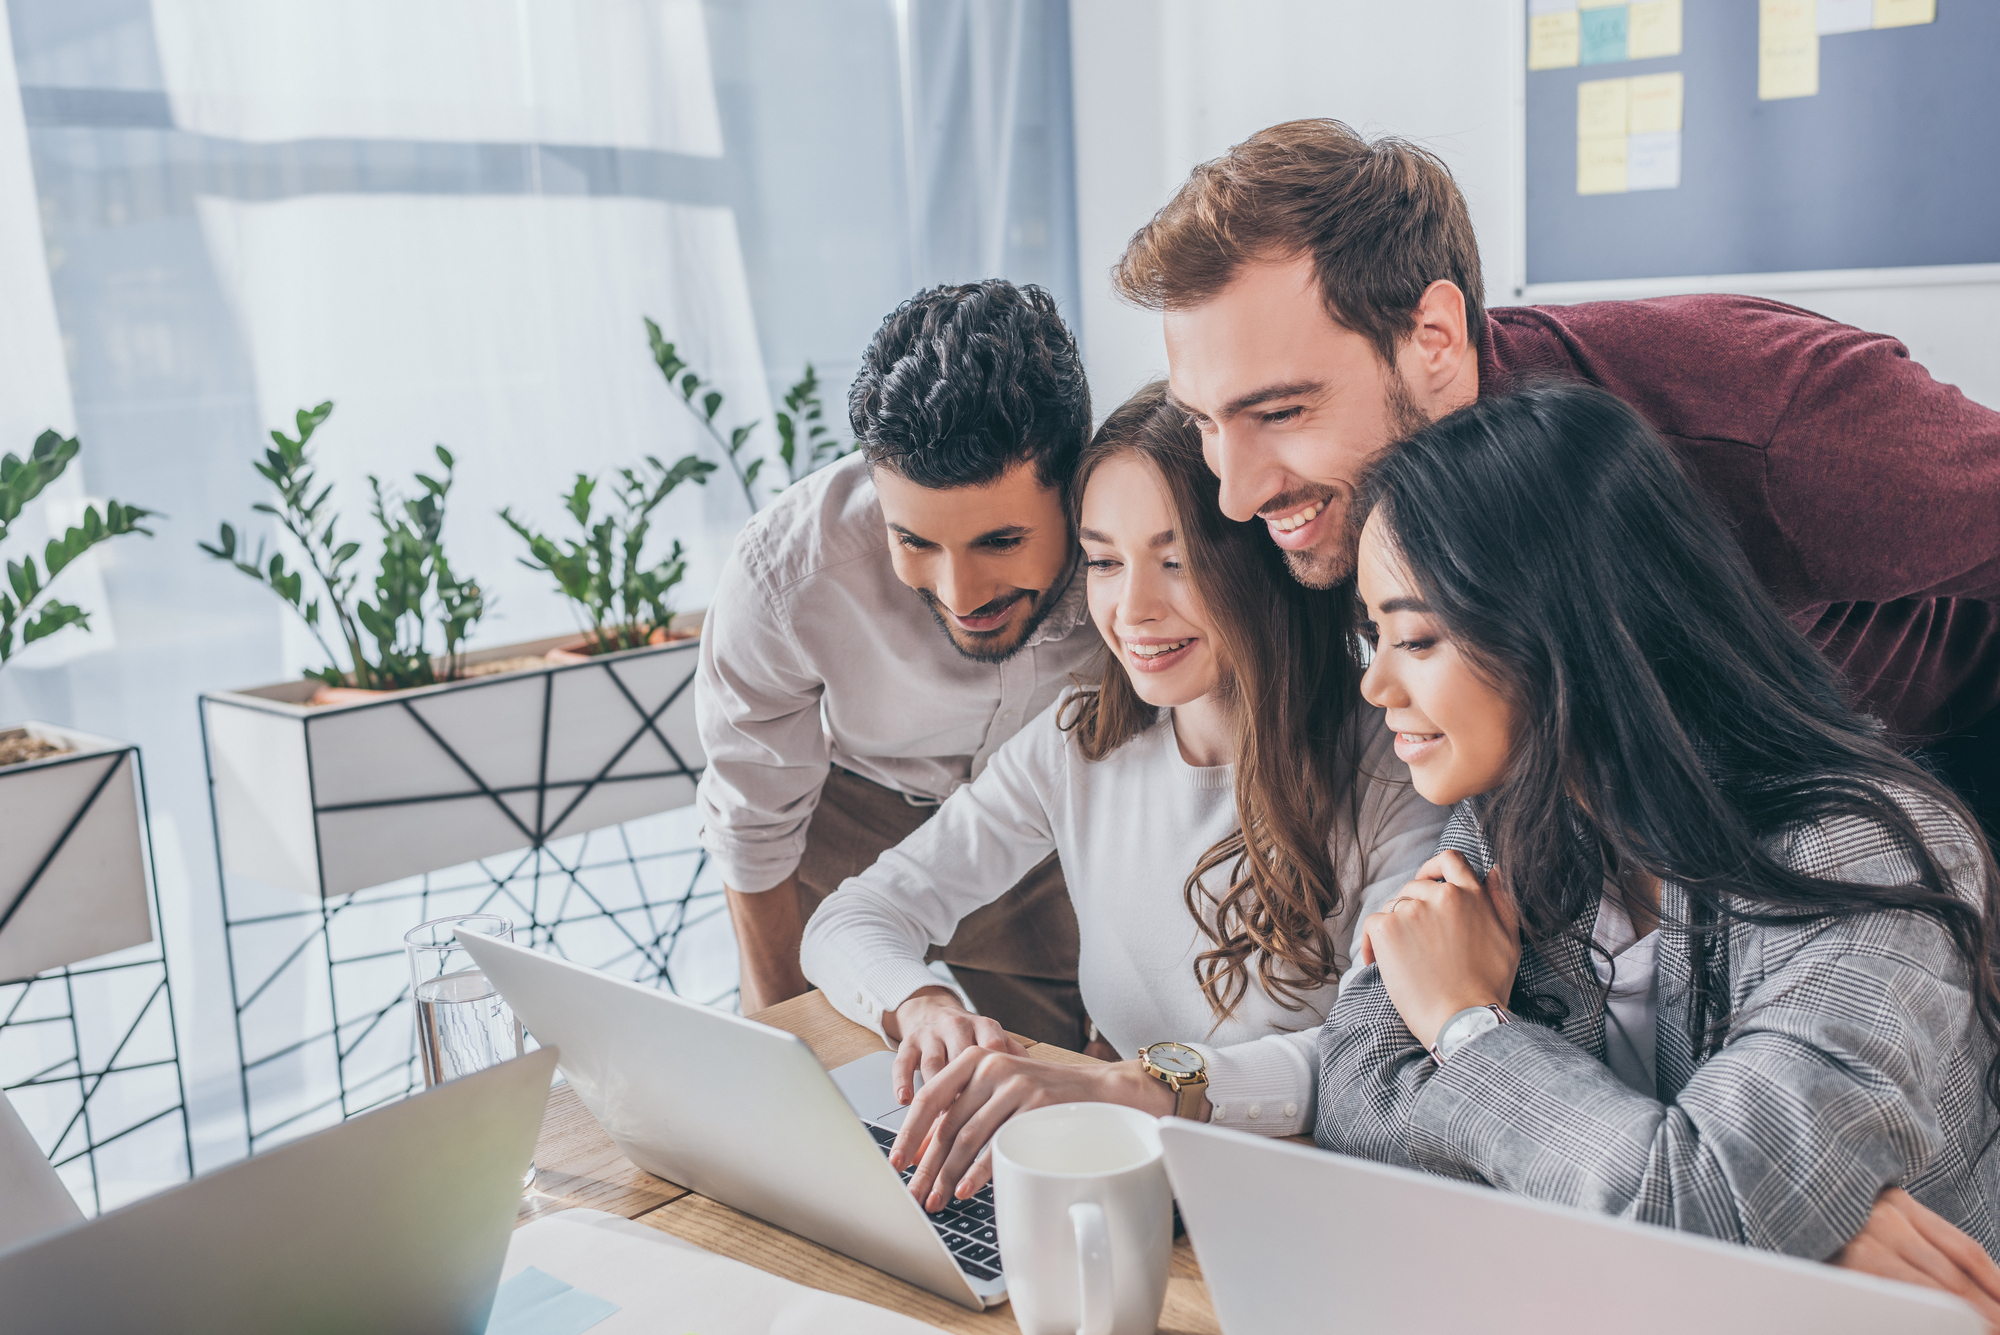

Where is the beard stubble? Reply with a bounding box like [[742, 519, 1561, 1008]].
[[1284, 370, 1433, 590]]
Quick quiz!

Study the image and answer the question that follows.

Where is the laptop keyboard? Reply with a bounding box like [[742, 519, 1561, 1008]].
[[866, 1122, 1003, 1282]]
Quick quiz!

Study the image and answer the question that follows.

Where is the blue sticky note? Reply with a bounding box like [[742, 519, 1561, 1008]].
[[484, 1266, 620, 1335], [1579, 6, 1628, 64]]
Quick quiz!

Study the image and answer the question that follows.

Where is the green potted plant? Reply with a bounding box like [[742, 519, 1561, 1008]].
[[500, 452, 714, 660], [0, 430, 160, 979], [198, 402, 490, 701], [197, 402, 711, 902]]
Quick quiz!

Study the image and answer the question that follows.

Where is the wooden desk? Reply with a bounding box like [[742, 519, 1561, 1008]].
[[515, 991, 1220, 1335]]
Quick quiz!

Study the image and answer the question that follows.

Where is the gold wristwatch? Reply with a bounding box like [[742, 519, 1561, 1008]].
[[1138, 1042, 1209, 1119]]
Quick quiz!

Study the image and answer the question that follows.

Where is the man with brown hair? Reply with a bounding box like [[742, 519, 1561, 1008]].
[[1118, 117, 2000, 1304], [1116, 118, 1998, 838]]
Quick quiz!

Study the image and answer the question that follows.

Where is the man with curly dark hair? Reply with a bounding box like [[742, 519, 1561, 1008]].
[[695, 280, 1098, 1047]]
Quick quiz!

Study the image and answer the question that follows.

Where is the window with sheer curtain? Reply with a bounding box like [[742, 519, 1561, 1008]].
[[0, 0, 1078, 1192]]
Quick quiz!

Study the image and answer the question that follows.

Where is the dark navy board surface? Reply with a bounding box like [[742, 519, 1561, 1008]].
[[1525, 2, 2000, 284]]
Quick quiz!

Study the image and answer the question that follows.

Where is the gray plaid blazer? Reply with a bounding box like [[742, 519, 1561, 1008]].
[[1316, 789, 2000, 1261]]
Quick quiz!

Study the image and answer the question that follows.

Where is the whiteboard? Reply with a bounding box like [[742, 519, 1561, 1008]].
[[1524, 1, 2000, 285]]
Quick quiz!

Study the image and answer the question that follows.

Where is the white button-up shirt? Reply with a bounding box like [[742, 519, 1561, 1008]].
[[695, 454, 1098, 892]]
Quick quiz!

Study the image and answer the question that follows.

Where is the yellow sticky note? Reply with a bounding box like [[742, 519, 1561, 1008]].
[[1759, 0, 1819, 100], [1627, 0, 1683, 59], [1578, 78, 1631, 139], [1628, 72, 1684, 134], [1578, 136, 1629, 195], [1530, 11, 1581, 69], [1873, 0, 1935, 27]]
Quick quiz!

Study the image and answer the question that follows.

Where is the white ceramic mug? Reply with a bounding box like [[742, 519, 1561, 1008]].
[[993, 1102, 1172, 1335]]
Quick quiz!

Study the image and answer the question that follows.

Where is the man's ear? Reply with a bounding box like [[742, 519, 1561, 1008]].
[[1399, 280, 1472, 406]]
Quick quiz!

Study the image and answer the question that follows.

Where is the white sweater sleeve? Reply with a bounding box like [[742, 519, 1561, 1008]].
[[800, 702, 1068, 1041], [1189, 1030, 1320, 1136]]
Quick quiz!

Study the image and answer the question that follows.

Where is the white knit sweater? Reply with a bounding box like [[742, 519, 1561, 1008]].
[[800, 693, 1446, 1136]]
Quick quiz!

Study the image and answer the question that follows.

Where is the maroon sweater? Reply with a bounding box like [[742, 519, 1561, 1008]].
[[1478, 295, 2000, 742]]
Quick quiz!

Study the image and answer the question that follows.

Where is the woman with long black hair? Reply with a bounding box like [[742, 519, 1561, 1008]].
[[1319, 381, 2000, 1311]]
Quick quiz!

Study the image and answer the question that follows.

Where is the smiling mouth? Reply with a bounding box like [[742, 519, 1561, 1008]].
[[1123, 636, 1198, 673], [1392, 729, 1447, 763], [1258, 490, 1339, 551], [940, 593, 1023, 633], [1268, 501, 1323, 534], [918, 586, 1046, 663]]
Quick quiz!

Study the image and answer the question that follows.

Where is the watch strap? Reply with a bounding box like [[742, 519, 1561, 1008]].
[[1170, 1072, 1207, 1120]]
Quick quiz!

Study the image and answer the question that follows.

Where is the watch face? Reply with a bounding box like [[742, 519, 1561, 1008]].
[[1442, 1008, 1501, 1053], [1147, 1043, 1202, 1075]]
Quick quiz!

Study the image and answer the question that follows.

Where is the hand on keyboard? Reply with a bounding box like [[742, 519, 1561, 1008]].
[[869, 1122, 1003, 1281], [886, 1047, 1171, 1212]]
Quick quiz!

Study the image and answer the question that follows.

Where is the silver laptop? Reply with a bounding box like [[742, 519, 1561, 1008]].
[[456, 930, 1006, 1309], [0, 1046, 557, 1333], [1159, 1119, 1981, 1335], [0, 1089, 84, 1251]]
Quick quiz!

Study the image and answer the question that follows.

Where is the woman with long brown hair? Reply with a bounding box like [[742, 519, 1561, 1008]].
[[801, 381, 1443, 1214]]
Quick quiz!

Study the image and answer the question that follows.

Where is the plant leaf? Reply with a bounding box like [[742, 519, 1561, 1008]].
[[23, 599, 89, 645]]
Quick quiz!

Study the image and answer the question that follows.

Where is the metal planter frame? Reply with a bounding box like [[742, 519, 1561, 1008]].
[[0, 724, 193, 1213], [199, 624, 722, 1153]]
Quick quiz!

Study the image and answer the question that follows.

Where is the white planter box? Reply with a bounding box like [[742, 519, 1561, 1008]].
[[199, 618, 707, 900], [0, 724, 153, 982]]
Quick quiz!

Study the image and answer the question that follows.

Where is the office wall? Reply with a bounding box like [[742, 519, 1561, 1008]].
[[1069, 0, 2000, 416], [1069, 0, 1521, 415]]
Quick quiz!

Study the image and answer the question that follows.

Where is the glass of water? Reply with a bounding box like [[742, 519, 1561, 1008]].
[[406, 914, 532, 1183], [405, 914, 524, 1086]]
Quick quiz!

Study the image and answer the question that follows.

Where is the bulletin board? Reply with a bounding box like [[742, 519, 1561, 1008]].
[[1523, 1, 2000, 285]]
